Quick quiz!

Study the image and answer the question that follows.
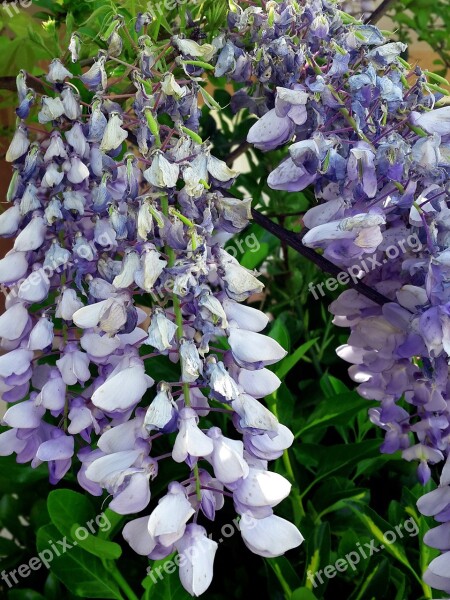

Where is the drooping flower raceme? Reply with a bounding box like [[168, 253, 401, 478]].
[[214, 0, 450, 592], [0, 10, 303, 596]]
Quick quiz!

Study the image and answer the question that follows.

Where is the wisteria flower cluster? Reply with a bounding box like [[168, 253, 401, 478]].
[[213, 0, 450, 592], [0, 11, 304, 597], [2, 0, 450, 595]]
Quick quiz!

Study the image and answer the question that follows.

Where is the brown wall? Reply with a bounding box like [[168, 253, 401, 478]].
[[0, 107, 15, 312]]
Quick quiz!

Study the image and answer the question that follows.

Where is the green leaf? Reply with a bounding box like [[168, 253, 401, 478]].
[[240, 242, 270, 270], [0, 454, 48, 492], [36, 524, 122, 599], [344, 502, 422, 585], [43, 572, 62, 600], [269, 318, 290, 351], [47, 489, 96, 539], [391, 567, 407, 600], [0, 536, 21, 557], [8, 591, 46, 600], [313, 440, 381, 483], [319, 373, 349, 397], [199, 87, 222, 109], [275, 338, 318, 379], [305, 522, 330, 590], [292, 588, 319, 600], [296, 392, 375, 437], [313, 479, 369, 517], [266, 556, 302, 596], [69, 523, 122, 560], [351, 558, 390, 600]]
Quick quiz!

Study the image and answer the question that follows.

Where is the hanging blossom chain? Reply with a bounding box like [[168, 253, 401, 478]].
[[213, 0, 450, 594], [0, 10, 303, 597]]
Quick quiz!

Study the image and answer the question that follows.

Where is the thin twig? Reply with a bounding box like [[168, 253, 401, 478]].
[[226, 140, 251, 166], [251, 208, 392, 306], [364, 0, 397, 24]]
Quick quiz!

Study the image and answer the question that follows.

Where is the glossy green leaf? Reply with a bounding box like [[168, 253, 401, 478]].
[[36, 524, 122, 599], [69, 524, 122, 560], [47, 489, 96, 540]]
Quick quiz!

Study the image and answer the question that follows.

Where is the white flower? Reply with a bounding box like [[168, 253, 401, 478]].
[[0, 204, 21, 236], [67, 157, 90, 184], [61, 86, 81, 120], [179, 339, 203, 382], [27, 316, 54, 350], [222, 297, 268, 331], [13, 216, 46, 252], [411, 106, 450, 136], [80, 332, 121, 358], [175, 524, 218, 597], [66, 122, 87, 156], [68, 33, 81, 62], [0, 303, 29, 341], [172, 407, 214, 463], [56, 347, 91, 385], [91, 361, 154, 412], [206, 358, 240, 401], [234, 468, 291, 508], [44, 133, 68, 161], [144, 152, 180, 188], [135, 248, 167, 292], [147, 483, 195, 547], [113, 251, 141, 289], [6, 126, 29, 162], [238, 367, 281, 398], [172, 36, 215, 61], [161, 73, 186, 99], [207, 154, 239, 182], [18, 270, 50, 303], [0, 251, 28, 284], [228, 329, 287, 368], [85, 449, 142, 487], [46, 58, 73, 83], [207, 427, 249, 484], [240, 514, 304, 557], [232, 392, 279, 432], [145, 309, 178, 352], [41, 163, 64, 188], [218, 249, 264, 301], [100, 112, 128, 152], [144, 383, 177, 432], [38, 96, 65, 123]]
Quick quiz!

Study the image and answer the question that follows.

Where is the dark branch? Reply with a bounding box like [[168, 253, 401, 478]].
[[251, 208, 392, 306], [364, 0, 397, 24], [226, 141, 251, 166], [0, 76, 21, 93]]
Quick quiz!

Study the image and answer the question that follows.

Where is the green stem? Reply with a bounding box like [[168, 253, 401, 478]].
[[169, 208, 195, 228], [407, 123, 428, 137], [160, 196, 201, 501], [98, 508, 124, 540], [283, 450, 305, 521], [109, 564, 139, 600]]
